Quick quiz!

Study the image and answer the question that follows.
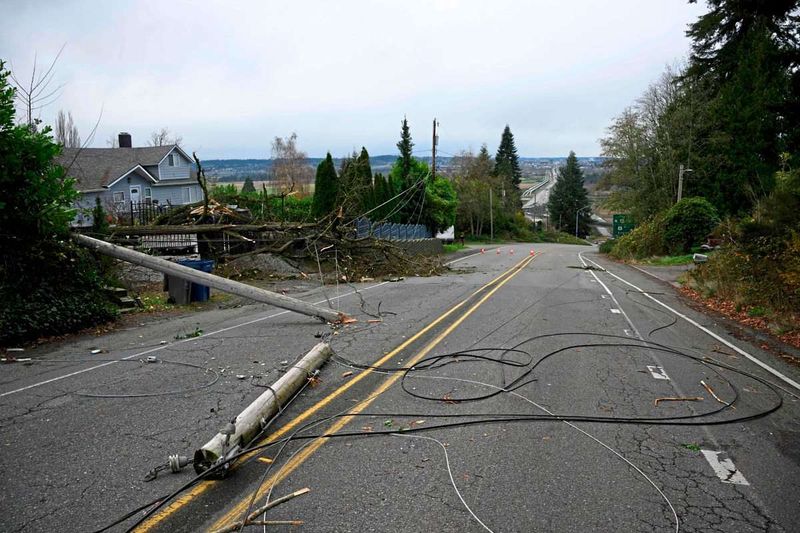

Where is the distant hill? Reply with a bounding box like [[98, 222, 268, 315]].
[[201, 155, 606, 182]]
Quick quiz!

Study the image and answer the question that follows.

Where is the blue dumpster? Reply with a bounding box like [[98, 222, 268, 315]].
[[177, 259, 214, 302]]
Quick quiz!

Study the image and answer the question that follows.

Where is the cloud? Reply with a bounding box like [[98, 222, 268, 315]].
[[2, 0, 706, 157]]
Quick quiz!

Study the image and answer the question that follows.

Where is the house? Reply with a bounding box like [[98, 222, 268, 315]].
[[57, 132, 203, 226]]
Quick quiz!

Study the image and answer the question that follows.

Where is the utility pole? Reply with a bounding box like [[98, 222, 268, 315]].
[[431, 118, 438, 180], [677, 164, 693, 203], [576, 205, 591, 238], [489, 188, 494, 242]]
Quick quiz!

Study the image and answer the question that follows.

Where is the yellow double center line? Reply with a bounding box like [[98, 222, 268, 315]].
[[138, 253, 536, 532]]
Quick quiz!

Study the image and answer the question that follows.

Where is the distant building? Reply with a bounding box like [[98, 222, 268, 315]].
[[57, 132, 201, 226]]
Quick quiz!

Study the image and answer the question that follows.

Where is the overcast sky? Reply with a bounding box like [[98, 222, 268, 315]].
[[2, 0, 706, 159]]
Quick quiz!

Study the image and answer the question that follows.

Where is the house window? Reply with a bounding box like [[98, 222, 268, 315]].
[[113, 191, 125, 204], [144, 187, 152, 202], [168, 154, 175, 166], [182, 187, 190, 203]]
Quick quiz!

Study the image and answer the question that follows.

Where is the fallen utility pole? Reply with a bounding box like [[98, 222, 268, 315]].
[[73, 234, 345, 323], [194, 342, 333, 473]]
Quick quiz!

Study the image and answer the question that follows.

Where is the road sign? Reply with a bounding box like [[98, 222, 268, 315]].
[[612, 214, 635, 238]]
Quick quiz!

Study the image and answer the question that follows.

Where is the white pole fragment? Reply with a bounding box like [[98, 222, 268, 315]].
[[193, 342, 333, 472], [73, 234, 345, 323]]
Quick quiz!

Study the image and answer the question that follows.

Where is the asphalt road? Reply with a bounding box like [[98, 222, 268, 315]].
[[1, 243, 799, 532]]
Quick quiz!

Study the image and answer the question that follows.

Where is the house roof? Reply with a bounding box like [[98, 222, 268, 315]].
[[56, 145, 179, 191]]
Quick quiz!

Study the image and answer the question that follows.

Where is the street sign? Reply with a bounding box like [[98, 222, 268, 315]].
[[612, 214, 635, 238]]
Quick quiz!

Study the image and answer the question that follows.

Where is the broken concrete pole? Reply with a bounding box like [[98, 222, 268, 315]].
[[193, 342, 333, 473], [73, 234, 345, 323]]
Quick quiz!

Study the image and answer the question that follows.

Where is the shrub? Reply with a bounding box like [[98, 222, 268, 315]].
[[0, 61, 117, 345], [691, 230, 800, 313], [608, 214, 667, 259], [0, 240, 118, 345], [662, 197, 720, 254], [599, 239, 617, 254]]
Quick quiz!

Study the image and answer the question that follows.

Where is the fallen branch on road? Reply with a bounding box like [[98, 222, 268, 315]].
[[210, 487, 310, 533]]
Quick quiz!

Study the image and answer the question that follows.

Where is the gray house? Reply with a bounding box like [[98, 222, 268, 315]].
[[58, 132, 202, 227]]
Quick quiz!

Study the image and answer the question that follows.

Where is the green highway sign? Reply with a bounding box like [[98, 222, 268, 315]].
[[612, 214, 635, 238]]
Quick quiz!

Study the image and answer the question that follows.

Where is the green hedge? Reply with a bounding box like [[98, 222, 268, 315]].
[[0, 240, 118, 345], [662, 197, 719, 254]]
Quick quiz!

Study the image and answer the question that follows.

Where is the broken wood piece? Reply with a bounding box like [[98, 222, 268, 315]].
[[247, 520, 304, 526], [701, 380, 730, 406], [210, 488, 311, 533], [366, 319, 382, 324], [654, 396, 703, 407], [222, 230, 256, 244], [341, 371, 353, 377]]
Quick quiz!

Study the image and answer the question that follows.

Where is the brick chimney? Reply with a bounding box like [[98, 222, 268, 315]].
[[118, 132, 132, 148]]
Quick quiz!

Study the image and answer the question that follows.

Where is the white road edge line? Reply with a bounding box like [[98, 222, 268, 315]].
[[0, 281, 391, 398], [701, 450, 750, 485], [445, 249, 485, 265], [579, 252, 800, 392]]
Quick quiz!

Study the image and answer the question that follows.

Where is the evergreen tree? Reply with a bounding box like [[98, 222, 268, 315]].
[[241, 177, 256, 194], [390, 157, 428, 224], [372, 172, 387, 219], [396, 116, 414, 187], [357, 147, 374, 212], [682, 0, 799, 214], [548, 151, 591, 236], [337, 151, 362, 217], [477, 144, 492, 165], [494, 125, 523, 209], [0, 61, 116, 344], [495, 125, 523, 185], [311, 153, 338, 218], [91, 197, 109, 235]]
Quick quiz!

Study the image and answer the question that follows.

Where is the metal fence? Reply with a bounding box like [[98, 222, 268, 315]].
[[115, 201, 176, 226], [354, 218, 431, 240]]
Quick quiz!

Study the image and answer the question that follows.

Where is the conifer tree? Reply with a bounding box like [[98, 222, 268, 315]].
[[241, 177, 256, 194], [357, 147, 374, 212], [372, 172, 392, 220], [494, 125, 523, 209], [311, 153, 338, 218], [494, 125, 522, 186], [396, 116, 414, 187], [548, 151, 591, 236]]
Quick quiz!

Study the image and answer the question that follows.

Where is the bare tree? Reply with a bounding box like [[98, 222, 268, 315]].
[[148, 127, 183, 146], [54, 109, 81, 147], [9, 44, 66, 128], [106, 133, 119, 148], [270, 132, 313, 196]]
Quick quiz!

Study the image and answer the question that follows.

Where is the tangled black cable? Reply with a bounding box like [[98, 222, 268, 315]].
[[105, 331, 785, 532]]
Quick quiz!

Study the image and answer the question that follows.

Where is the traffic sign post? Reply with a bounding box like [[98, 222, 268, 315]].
[[612, 214, 635, 238]]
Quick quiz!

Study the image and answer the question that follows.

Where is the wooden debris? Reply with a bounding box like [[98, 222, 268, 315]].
[[248, 520, 304, 526], [654, 396, 703, 407], [210, 487, 310, 533], [701, 380, 730, 406]]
